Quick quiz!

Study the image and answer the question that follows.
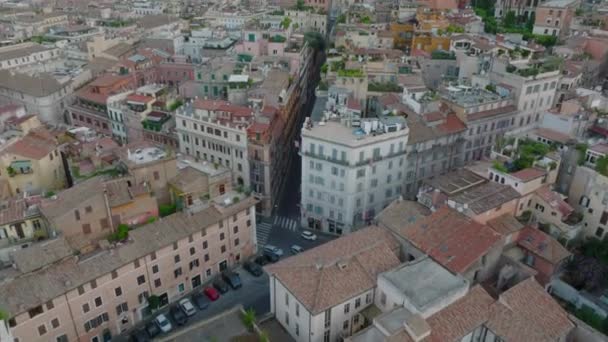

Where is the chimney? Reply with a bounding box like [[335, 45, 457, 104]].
[[403, 313, 431, 342]]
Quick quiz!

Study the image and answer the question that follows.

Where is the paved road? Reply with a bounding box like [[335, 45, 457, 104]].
[[113, 267, 269, 341]]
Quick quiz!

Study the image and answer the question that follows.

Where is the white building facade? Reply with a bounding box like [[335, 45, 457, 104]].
[[300, 116, 409, 235]]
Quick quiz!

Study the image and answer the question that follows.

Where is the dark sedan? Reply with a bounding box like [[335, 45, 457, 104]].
[[170, 306, 188, 326], [192, 292, 211, 310], [213, 278, 230, 294], [244, 261, 263, 277]]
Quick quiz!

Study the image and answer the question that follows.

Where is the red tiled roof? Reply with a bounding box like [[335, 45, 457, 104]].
[[423, 111, 443, 122], [467, 105, 517, 121], [399, 207, 501, 274], [265, 226, 400, 314], [427, 285, 495, 342], [247, 122, 269, 134], [510, 167, 546, 182], [437, 113, 466, 134], [126, 94, 154, 104], [89, 74, 128, 87], [589, 142, 608, 155], [487, 278, 574, 341], [533, 128, 572, 144], [76, 88, 109, 104], [193, 99, 231, 111], [3, 129, 57, 160], [517, 226, 571, 265], [534, 185, 574, 218]]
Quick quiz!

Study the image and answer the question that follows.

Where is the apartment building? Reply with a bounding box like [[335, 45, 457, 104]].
[[40, 176, 158, 252], [115, 144, 178, 204], [494, 0, 541, 19], [0, 123, 66, 196], [440, 85, 518, 163], [12, 13, 69, 39], [300, 115, 409, 235], [68, 74, 134, 136], [176, 99, 251, 188], [488, 57, 561, 133], [266, 226, 401, 342], [0, 43, 60, 70], [533, 0, 580, 38], [568, 143, 608, 239], [0, 196, 45, 256], [1, 197, 257, 342]]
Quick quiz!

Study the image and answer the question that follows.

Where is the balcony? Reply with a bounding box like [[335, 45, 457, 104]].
[[302, 151, 350, 166]]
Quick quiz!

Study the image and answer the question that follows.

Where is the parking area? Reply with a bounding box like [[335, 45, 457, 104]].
[[160, 306, 251, 342], [114, 266, 269, 341]]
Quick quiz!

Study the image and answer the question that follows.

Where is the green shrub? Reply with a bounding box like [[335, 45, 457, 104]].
[[159, 203, 177, 217], [108, 224, 129, 242], [492, 161, 508, 173], [147, 295, 160, 310]]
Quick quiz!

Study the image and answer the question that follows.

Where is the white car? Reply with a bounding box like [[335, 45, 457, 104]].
[[290, 245, 304, 254], [179, 298, 197, 317], [301, 230, 317, 241], [154, 313, 173, 333]]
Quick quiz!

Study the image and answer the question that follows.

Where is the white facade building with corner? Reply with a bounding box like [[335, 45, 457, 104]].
[[300, 115, 409, 235]]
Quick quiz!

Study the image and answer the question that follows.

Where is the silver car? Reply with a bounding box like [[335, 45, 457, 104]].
[[179, 298, 197, 317]]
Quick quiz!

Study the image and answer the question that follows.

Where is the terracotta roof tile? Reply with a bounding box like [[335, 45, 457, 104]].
[[3, 128, 58, 160], [517, 226, 571, 265], [399, 207, 501, 274], [265, 226, 400, 314], [510, 167, 546, 182], [487, 278, 575, 341], [534, 185, 573, 218]]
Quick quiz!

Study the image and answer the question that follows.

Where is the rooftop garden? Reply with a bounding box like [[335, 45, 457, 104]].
[[167, 99, 183, 111], [474, 1, 558, 47], [337, 68, 364, 78], [506, 57, 562, 77], [494, 138, 556, 172], [281, 17, 292, 29], [431, 50, 456, 60], [368, 82, 403, 93], [269, 35, 287, 43]]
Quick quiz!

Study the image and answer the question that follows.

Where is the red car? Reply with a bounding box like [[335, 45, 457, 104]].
[[203, 287, 220, 301]]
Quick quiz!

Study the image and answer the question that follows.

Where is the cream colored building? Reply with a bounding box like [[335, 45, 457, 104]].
[[0, 122, 66, 196], [1, 197, 257, 342]]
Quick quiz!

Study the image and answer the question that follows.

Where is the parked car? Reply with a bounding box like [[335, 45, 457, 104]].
[[263, 250, 280, 263], [204, 286, 220, 301], [145, 321, 161, 338], [290, 245, 304, 254], [179, 298, 197, 317], [154, 313, 173, 333], [222, 271, 242, 289], [254, 255, 269, 266], [130, 329, 150, 342], [213, 278, 230, 293], [192, 292, 211, 310], [263, 244, 284, 256], [170, 306, 187, 326], [244, 261, 263, 276], [301, 230, 317, 241]]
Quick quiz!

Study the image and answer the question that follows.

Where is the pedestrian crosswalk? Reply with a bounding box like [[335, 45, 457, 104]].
[[256, 222, 273, 246], [273, 216, 299, 232]]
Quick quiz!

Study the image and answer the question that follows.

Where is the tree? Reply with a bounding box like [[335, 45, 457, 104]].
[[281, 17, 292, 29], [242, 308, 256, 331], [337, 14, 346, 23], [304, 31, 326, 51], [503, 11, 517, 29], [295, 0, 305, 10], [147, 295, 160, 310]]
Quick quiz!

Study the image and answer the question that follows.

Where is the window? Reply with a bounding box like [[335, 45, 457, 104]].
[[82, 303, 90, 313], [82, 224, 91, 234], [153, 171, 160, 180], [38, 325, 47, 336], [596, 227, 605, 238], [116, 302, 128, 315], [138, 291, 149, 304], [155, 279, 162, 288], [203, 241, 208, 249], [324, 330, 330, 342], [111, 270, 118, 279], [601, 212, 608, 225], [285, 312, 290, 326], [355, 298, 361, 309], [380, 292, 387, 306], [344, 303, 350, 314], [324, 309, 331, 328], [221, 245, 226, 253], [51, 318, 59, 329], [204, 254, 210, 262], [137, 275, 146, 285], [28, 305, 43, 318], [233, 214, 238, 222], [152, 265, 159, 274], [174, 255, 181, 263], [343, 320, 349, 330], [220, 232, 225, 240], [56, 334, 68, 342], [296, 303, 300, 317], [94, 297, 102, 307], [366, 293, 372, 304], [174, 267, 183, 278], [296, 323, 299, 336], [190, 247, 196, 255], [234, 238, 240, 246], [189, 259, 199, 269], [115, 287, 122, 296]]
